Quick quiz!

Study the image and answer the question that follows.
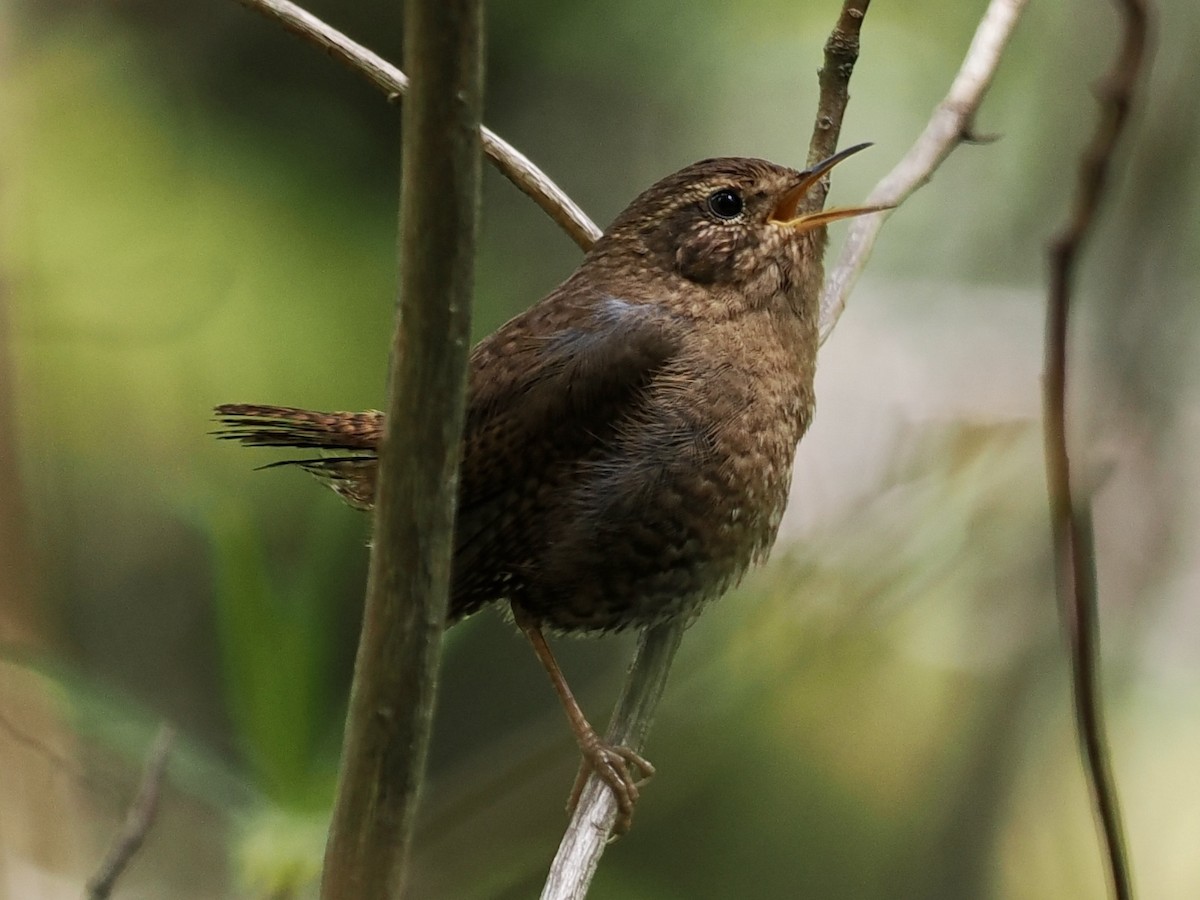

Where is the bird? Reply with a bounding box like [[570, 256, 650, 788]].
[[214, 144, 882, 834]]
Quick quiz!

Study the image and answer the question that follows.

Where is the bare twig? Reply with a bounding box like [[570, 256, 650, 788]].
[[1044, 0, 1150, 897], [318, 0, 484, 895], [232, 0, 601, 251], [85, 725, 175, 900], [541, 623, 684, 900], [819, 0, 1030, 344], [804, 0, 871, 212]]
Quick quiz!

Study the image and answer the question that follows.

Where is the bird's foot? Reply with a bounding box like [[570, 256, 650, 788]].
[[568, 737, 655, 837]]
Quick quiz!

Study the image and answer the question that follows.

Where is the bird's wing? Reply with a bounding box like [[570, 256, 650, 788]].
[[452, 293, 683, 607]]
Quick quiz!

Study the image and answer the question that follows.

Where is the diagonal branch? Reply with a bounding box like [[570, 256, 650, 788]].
[[540, 623, 685, 900], [819, 0, 1029, 344], [232, 0, 601, 251], [1043, 1, 1151, 898], [85, 725, 175, 900]]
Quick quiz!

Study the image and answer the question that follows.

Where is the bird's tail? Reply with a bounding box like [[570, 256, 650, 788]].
[[213, 404, 383, 510]]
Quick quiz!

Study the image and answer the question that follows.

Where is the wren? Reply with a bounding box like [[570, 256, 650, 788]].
[[215, 144, 881, 833]]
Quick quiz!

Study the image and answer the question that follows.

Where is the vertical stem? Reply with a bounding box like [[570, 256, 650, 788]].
[[319, 0, 484, 895], [803, 0, 870, 213], [1043, 1, 1149, 896]]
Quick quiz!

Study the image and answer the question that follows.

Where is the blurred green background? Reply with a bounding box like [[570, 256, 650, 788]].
[[2, 1, 1199, 898]]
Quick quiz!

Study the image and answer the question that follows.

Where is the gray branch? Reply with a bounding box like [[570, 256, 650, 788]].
[[233, 0, 601, 251], [819, 0, 1030, 345], [85, 725, 175, 900], [540, 623, 684, 900]]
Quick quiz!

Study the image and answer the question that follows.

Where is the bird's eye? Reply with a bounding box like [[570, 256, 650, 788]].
[[706, 189, 744, 220]]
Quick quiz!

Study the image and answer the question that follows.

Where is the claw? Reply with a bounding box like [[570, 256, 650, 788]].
[[568, 739, 656, 836]]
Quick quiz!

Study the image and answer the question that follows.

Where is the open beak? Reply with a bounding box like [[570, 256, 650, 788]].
[[769, 142, 890, 230]]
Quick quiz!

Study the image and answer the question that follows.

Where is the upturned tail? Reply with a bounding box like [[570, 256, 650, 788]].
[[213, 404, 383, 510]]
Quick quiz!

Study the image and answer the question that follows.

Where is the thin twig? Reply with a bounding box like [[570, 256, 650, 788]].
[[1044, 0, 1150, 896], [818, 0, 1030, 344], [804, 0, 871, 212], [231, 0, 601, 251], [541, 623, 684, 900], [85, 725, 175, 900]]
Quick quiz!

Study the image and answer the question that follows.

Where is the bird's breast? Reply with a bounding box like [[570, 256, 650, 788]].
[[528, 313, 817, 633]]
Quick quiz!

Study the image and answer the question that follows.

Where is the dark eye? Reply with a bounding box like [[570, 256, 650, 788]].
[[706, 189, 743, 220]]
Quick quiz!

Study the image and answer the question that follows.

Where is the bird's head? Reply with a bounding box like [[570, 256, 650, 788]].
[[587, 145, 883, 318]]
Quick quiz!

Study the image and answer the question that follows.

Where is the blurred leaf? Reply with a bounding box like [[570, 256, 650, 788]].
[[237, 804, 328, 900], [207, 500, 342, 810]]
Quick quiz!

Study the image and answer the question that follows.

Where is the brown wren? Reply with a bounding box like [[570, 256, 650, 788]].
[[215, 144, 881, 833]]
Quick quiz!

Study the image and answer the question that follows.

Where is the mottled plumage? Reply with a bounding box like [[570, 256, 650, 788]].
[[215, 147, 878, 831]]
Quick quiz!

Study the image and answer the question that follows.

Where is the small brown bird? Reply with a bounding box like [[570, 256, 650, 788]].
[[215, 145, 881, 832]]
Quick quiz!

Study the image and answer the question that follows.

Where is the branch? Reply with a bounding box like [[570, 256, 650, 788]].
[[232, 0, 601, 251], [85, 725, 175, 900], [804, 0, 871, 212], [818, 0, 1029, 344], [1044, 0, 1150, 896], [318, 0, 483, 894], [540, 623, 685, 900]]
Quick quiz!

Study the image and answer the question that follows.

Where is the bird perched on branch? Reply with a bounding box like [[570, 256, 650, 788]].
[[215, 144, 881, 834]]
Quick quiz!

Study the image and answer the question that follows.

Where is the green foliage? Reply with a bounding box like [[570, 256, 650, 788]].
[[236, 805, 329, 900], [207, 500, 345, 811]]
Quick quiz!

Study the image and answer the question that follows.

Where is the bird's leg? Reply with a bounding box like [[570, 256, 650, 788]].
[[512, 604, 655, 835]]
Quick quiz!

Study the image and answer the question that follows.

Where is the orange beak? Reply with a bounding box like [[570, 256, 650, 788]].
[[769, 142, 890, 230]]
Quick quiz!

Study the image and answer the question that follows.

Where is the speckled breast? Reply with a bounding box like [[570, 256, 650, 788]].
[[523, 331, 816, 634]]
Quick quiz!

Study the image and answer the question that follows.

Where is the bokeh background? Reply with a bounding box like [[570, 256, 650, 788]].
[[3, 1, 1199, 897]]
